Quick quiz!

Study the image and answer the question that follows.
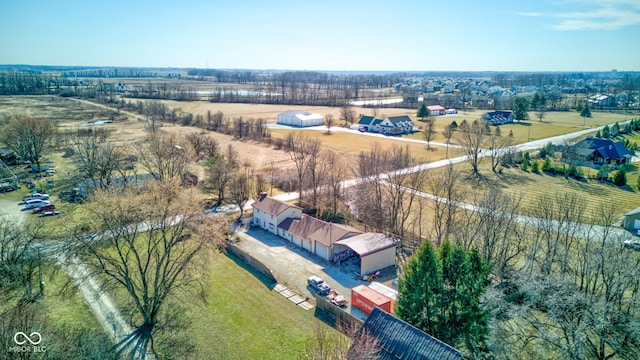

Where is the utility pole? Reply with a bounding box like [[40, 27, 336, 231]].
[[270, 161, 274, 196]]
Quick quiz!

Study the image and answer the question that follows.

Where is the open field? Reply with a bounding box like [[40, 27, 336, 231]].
[[269, 128, 465, 163], [137, 98, 414, 124]]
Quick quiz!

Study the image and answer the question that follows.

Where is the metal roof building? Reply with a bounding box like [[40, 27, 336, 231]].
[[349, 307, 465, 360]]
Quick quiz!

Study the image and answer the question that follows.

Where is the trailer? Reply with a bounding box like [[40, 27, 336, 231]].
[[351, 285, 394, 316]]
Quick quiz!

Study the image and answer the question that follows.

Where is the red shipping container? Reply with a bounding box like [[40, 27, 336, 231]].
[[351, 285, 394, 315]]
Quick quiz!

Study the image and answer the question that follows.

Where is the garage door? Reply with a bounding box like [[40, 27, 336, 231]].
[[315, 243, 330, 261], [302, 240, 312, 252]]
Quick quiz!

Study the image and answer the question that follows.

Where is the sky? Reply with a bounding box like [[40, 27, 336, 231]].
[[0, 0, 639, 72]]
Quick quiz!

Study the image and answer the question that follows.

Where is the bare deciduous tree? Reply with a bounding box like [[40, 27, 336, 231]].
[[325, 114, 334, 134], [456, 119, 488, 175], [428, 164, 464, 245], [74, 180, 227, 358], [487, 127, 514, 173], [289, 134, 318, 205], [422, 119, 436, 149], [74, 133, 129, 190], [136, 133, 191, 181], [0, 219, 45, 302], [1, 116, 56, 170], [324, 150, 346, 215]]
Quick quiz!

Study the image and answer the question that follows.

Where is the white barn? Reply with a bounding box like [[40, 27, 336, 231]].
[[277, 110, 324, 127]]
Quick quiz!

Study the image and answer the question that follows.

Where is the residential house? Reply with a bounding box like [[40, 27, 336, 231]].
[[482, 111, 514, 125], [379, 116, 414, 135], [572, 137, 633, 166], [357, 115, 383, 132], [347, 308, 465, 360], [252, 193, 302, 235]]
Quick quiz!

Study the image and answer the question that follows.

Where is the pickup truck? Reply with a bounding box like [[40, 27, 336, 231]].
[[307, 275, 331, 295]]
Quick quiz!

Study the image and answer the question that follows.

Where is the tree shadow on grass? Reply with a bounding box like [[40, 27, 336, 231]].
[[224, 250, 277, 290]]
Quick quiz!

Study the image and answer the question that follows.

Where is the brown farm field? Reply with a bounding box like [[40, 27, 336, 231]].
[[269, 128, 465, 163]]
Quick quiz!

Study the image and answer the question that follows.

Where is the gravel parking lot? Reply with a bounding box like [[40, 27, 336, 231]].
[[233, 227, 367, 311], [0, 198, 28, 225]]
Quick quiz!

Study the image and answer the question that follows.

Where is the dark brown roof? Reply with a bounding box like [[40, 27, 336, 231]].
[[288, 214, 326, 239], [307, 222, 362, 247], [252, 196, 301, 216]]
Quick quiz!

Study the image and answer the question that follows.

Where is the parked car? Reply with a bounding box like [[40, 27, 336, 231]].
[[23, 192, 49, 201], [623, 239, 640, 251], [307, 275, 331, 295], [32, 204, 55, 214], [23, 199, 50, 209]]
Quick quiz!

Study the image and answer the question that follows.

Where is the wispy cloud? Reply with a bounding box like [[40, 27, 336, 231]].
[[517, 12, 543, 17], [521, 0, 640, 30]]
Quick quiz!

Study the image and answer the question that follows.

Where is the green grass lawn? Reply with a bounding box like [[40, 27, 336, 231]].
[[102, 248, 335, 359], [165, 251, 329, 359]]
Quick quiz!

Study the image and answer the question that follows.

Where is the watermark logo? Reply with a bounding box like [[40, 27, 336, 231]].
[[14, 332, 42, 345], [8, 331, 45, 353]]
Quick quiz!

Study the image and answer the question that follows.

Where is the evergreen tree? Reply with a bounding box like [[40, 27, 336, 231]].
[[509, 130, 514, 137], [521, 152, 531, 171], [494, 126, 501, 137], [450, 120, 458, 130], [531, 160, 540, 172], [542, 157, 552, 171], [596, 164, 610, 181], [512, 96, 530, 121], [613, 167, 627, 186], [595, 130, 602, 138], [612, 122, 620, 137], [580, 104, 592, 118], [602, 125, 611, 138], [417, 103, 429, 121], [397, 241, 491, 356], [396, 241, 441, 335]]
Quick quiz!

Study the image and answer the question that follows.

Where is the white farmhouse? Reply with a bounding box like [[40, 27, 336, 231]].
[[252, 193, 302, 235], [277, 110, 324, 127]]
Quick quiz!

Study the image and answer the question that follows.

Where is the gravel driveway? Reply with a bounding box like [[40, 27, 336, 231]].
[[0, 198, 28, 225], [234, 227, 365, 311]]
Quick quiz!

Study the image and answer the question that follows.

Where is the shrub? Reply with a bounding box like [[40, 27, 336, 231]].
[[613, 167, 627, 186], [531, 161, 540, 173]]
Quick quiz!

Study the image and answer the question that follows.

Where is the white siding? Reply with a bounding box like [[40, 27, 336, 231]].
[[302, 239, 312, 252], [315, 243, 330, 261], [360, 246, 396, 275]]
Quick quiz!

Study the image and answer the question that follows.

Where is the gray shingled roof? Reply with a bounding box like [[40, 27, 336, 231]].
[[349, 308, 465, 360], [358, 115, 375, 125]]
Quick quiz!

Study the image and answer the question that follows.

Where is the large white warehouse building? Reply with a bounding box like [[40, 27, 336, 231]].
[[277, 110, 324, 127]]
